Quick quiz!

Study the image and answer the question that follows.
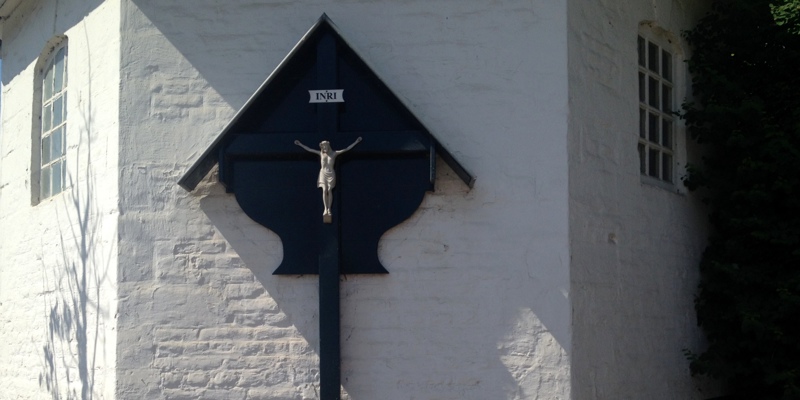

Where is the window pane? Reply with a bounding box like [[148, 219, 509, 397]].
[[42, 167, 51, 199], [648, 42, 659, 72], [44, 66, 54, 100], [649, 112, 659, 143], [662, 84, 672, 113], [43, 104, 52, 132], [40, 44, 68, 199], [661, 50, 672, 82], [53, 96, 63, 127], [648, 149, 659, 178], [648, 77, 659, 108], [638, 36, 646, 67], [638, 143, 646, 174], [62, 48, 68, 87], [42, 135, 52, 164], [662, 153, 673, 182], [52, 160, 62, 194], [52, 127, 64, 160], [662, 120, 672, 148], [639, 72, 645, 102], [54, 48, 65, 92], [54, 67, 64, 94], [639, 108, 646, 138]]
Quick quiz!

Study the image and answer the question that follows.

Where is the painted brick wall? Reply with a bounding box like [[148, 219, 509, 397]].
[[567, 0, 719, 398], [1, 0, 715, 398], [117, 0, 571, 399], [0, 0, 120, 399]]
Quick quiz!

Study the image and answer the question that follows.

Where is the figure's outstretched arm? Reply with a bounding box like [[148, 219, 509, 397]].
[[294, 140, 320, 155], [336, 137, 362, 155]]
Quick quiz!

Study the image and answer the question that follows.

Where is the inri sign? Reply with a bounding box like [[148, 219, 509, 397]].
[[309, 89, 344, 103]]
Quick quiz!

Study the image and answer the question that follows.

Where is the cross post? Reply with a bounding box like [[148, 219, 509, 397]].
[[179, 15, 474, 400], [218, 32, 431, 399]]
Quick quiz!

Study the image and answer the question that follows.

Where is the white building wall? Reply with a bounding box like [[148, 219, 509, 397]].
[[567, 0, 714, 398], [0, 0, 120, 399], [0, 0, 724, 398], [117, 0, 571, 399]]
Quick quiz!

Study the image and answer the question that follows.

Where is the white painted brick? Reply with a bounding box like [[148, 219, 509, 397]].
[[0, 0, 713, 399], [186, 371, 212, 387], [222, 283, 268, 300], [161, 371, 185, 388], [247, 386, 317, 400], [0, 1, 120, 399], [568, 0, 716, 398]]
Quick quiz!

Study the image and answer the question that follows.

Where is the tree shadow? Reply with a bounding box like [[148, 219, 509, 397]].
[[37, 21, 112, 400]]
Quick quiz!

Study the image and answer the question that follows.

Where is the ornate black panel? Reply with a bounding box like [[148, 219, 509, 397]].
[[179, 15, 474, 275]]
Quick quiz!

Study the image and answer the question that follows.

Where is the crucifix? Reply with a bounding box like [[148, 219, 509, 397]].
[[294, 137, 362, 223], [179, 15, 474, 400]]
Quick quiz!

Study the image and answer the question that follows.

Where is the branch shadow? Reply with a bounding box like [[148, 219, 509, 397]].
[[37, 20, 112, 400]]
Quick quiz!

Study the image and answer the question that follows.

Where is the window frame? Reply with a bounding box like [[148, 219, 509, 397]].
[[638, 33, 675, 183], [629, 20, 691, 194], [32, 36, 68, 204]]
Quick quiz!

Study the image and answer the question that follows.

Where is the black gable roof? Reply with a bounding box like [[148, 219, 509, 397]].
[[178, 14, 474, 191]]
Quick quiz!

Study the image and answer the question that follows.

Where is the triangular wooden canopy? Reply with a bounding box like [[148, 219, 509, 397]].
[[178, 14, 474, 192]]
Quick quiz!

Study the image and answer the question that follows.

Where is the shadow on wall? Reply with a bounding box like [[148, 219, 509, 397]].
[[37, 26, 111, 400], [127, 0, 310, 111], [127, 1, 571, 397], [0, 0, 103, 85], [197, 163, 564, 399], [129, 0, 571, 349]]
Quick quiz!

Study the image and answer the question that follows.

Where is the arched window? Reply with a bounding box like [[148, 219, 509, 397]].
[[33, 37, 68, 203]]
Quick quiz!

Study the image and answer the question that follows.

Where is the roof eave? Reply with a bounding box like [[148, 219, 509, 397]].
[[178, 14, 333, 191], [178, 13, 475, 191]]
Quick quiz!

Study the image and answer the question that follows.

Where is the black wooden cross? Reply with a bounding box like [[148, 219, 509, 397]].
[[179, 15, 474, 400]]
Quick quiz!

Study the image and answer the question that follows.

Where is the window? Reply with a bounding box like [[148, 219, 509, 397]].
[[35, 39, 68, 201], [638, 34, 674, 183]]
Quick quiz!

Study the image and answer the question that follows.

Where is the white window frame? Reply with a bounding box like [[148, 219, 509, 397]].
[[32, 37, 68, 204], [637, 26, 685, 188], [631, 21, 691, 194]]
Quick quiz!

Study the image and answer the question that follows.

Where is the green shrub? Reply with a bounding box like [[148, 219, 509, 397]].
[[681, 1, 800, 398]]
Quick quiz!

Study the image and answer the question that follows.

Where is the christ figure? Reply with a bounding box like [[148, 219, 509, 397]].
[[295, 137, 362, 223]]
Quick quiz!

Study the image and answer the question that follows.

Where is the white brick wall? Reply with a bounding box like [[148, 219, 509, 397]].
[[117, 0, 570, 399], [0, 0, 120, 399], [0, 0, 716, 398], [568, 0, 717, 398]]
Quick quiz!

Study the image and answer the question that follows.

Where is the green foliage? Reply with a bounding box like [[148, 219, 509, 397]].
[[681, 1, 800, 398]]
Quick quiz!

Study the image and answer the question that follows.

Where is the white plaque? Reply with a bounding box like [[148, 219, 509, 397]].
[[309, 89, 345, 103]]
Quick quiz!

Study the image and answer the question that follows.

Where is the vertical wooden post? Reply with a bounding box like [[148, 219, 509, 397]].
[[316, 29, 341, 400], [319, 222, 341, 400]]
